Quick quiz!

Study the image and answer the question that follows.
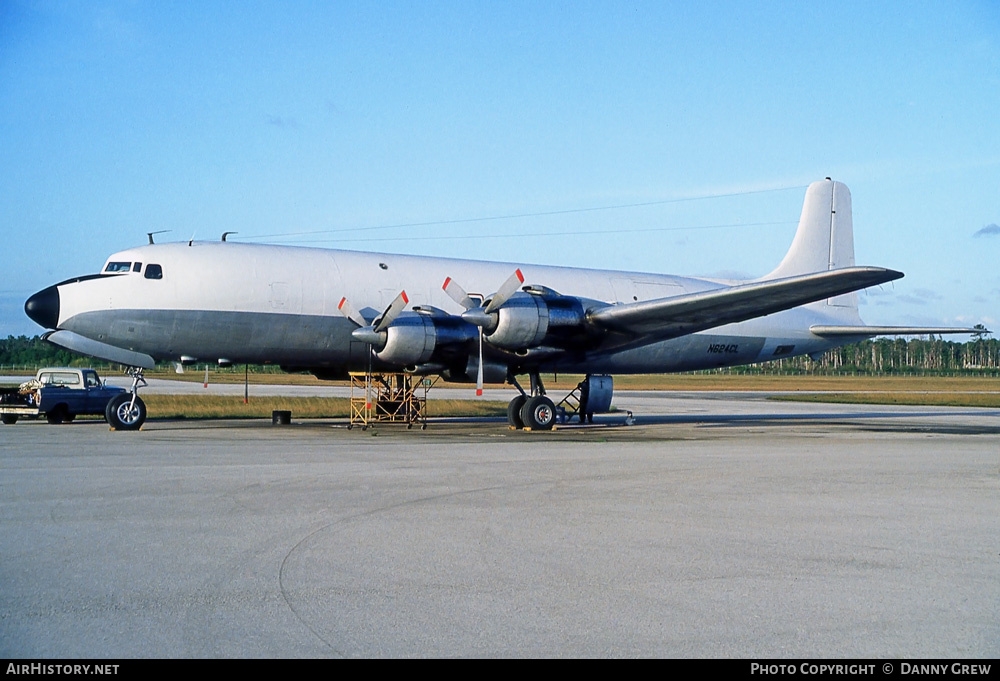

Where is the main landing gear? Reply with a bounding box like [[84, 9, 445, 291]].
[[506, 373, 557, 431], [106, 367, 147, 431]]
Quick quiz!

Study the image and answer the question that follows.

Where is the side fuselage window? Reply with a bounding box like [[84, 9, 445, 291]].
[[144, 264, 163, 280]]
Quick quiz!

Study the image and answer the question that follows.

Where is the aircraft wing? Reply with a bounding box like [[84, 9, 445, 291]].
[[810, 325, 983, 337], [588, 266, 903, 340]]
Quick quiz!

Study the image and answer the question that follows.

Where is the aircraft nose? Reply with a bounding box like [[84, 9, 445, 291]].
[[24, 285, 60, 329]]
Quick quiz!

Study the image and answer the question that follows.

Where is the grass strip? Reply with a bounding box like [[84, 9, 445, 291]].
[[769, 392, 1000, 408]]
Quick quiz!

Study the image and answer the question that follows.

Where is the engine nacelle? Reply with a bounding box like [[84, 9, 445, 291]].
[[377, 315, 435, 365], [486, 292, 585, 351], [376, 314, 476, 366], [486, 294, 547, 350]]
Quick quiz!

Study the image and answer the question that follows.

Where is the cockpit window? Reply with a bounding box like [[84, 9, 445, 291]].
[[104, 262, 132, 273], [132, 262, 142, 272], [144, 264, 163, 280]]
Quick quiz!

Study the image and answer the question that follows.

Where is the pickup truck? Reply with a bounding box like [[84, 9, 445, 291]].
[[0, 368, 127, 425]]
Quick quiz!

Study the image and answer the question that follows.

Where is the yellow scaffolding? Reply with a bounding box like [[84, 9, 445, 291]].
[[348, 372, 433, 429]]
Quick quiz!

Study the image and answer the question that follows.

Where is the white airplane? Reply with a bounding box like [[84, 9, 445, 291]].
[[24, 179, 978, 430]]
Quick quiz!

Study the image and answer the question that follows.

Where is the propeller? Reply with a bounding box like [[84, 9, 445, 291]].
[[339, 290, 409, 346], [444, 269, 523, 327], [338, 291, 409, 409], [443, 269, 524, 395]]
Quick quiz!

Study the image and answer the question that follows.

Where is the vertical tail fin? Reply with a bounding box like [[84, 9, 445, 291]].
[[764, 178, 857, 309]]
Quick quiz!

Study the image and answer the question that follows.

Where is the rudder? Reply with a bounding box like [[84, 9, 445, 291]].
[[764, 178, 857, 308]]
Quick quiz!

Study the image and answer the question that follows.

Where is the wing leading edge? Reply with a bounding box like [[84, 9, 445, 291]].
[[810, 325, 983, 338], [588, 266, 903, 341]]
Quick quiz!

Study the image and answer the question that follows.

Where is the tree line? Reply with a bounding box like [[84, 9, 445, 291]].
[[737, 335, 999, 375], [1, 333, 998, 376], [0, 335, 81, 369]]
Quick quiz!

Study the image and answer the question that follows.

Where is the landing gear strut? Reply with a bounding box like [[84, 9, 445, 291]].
[[506, 372, 556, 431], [106, 367, 147, 431]]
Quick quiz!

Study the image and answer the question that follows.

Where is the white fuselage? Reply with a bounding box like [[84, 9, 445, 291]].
[[44, 241, 859, 380]]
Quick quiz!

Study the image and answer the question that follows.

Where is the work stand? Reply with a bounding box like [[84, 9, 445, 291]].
[[554, 379, 586, 424], [348, 372, 434, 430]]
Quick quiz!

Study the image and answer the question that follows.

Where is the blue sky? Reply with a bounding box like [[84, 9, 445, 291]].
[[2, 1, 998, 337]]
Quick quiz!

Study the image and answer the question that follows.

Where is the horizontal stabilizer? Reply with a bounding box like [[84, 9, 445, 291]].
[[590, 266, 903, 340], [810, 325, 985, 338], [43, 330, 156, 370]]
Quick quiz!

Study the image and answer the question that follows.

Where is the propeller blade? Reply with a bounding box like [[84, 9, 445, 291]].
[[476, 331, 484, 396], [484, 269, 524, 314], [373, 290, 409, 333], [337, 297, 367, 327], [442, 277, 477, 310]]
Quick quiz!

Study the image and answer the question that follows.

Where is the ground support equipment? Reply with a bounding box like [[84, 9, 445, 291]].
[[348, 372, 431, 430]]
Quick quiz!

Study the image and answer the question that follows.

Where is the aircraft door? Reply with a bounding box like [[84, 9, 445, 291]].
[[269, 282, 301, 311]]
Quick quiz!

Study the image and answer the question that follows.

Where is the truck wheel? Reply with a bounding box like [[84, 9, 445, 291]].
[[46, 405, 69, 425], [106, 394, 146, 431], [1, 414, 17, 425]]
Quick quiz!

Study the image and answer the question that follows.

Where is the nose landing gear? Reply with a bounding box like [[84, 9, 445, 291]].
[[106, 367, 147, 431]]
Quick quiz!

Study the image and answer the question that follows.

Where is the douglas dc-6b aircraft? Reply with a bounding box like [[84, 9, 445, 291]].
[[24, 179, 978, 430]]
